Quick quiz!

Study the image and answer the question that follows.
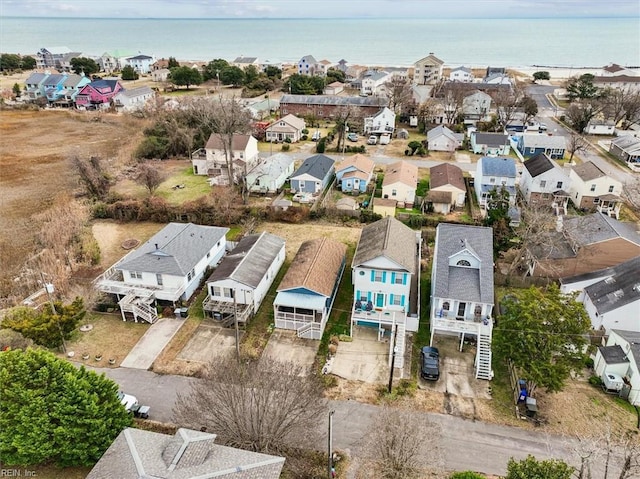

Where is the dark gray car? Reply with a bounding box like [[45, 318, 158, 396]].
[[420, 346, 440, 381]]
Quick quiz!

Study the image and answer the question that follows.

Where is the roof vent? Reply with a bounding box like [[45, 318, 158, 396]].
[[604, 276, 615, 284]]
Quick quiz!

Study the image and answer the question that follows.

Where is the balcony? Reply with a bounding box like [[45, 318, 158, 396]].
[[431, 316, 492, 337], [351, 302, 406, 325]]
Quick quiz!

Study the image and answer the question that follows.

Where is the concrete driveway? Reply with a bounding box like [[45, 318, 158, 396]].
[[177, 323, 240, 364], [330, 326, 390, 383], [261, 329, 319, 375], [120, 317, 186, 370]]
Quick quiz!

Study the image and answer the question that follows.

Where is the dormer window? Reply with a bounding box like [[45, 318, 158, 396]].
[[456, 260, 471, 267]]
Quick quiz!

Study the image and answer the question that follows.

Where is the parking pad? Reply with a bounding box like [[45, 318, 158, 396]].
[[177, 323, 241, 363], [330, 326, 390, 383], [261, 329, 319, 375]]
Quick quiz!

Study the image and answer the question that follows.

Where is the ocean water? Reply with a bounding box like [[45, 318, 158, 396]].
[[1, 17, 638, 68]]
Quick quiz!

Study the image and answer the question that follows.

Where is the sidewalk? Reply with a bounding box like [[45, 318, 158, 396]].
[[120, 317, 185, 369]]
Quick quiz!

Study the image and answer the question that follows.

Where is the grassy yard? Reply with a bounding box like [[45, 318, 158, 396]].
[[155, 166, 212, 205]]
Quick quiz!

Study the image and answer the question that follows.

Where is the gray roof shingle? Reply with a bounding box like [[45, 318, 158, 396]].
[[206, 232, 285, 288], [290, 154, 334, 181], [521, 134, 567, 150], [473, 132, 509, 147], [571, 161, 606, 181], [583, 256, 640, 314], [353, 216, 418, 273], [480, 156, 516, 177], [610, 329, 640, 367], [117, 223, 229, 276], [433, 223, 494, 303], [524, 152, 555, 177], [597, 345, 630, 364], [280, 94, 387, 108], [563, 213, 640, 248]]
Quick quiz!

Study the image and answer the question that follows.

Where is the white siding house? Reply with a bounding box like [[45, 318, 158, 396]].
[[475, 156, 517, 208], [246, 153, 295, 194], [351, 216, 421, 370], [594, 330, 640, 406], [203, 232, 285, 324], [95, 223, 228, 323], [191, 134, 260, 185], [568, 161, 623, 217], [364, 107, 396, 135], [426, 125, 463, 152], [360, 70, 392, 96], [449, 66, 474, 82], [430, 223, 495, 380], [113, 86, 155, 112], [520, 153, 572, 215]]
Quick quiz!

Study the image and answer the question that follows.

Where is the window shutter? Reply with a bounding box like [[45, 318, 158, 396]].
[[356, 290, 360, 301], [390, 294, 394, 304], [367, 292, 372, 301], [403, 273, 408, 285], [370, 270, 375, 281], [401, 295, 405, 307], [391, 272, 396, 283], [382, 271, 387, 283]]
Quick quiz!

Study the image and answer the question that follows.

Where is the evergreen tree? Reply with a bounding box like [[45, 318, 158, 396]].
[[167, 56, 179, 68], [70, 57, 100, 76], [121, 65, 139, 81], [506, 455, 574, 479], [0, 348, 132, 466]]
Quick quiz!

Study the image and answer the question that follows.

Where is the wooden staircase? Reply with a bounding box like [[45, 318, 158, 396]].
[[390, 321, 406, 370], [475, 332, 492, 380], [119, 294, 158, 324]]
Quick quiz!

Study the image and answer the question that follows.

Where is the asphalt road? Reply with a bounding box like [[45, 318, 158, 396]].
[[98, 366, 623, 477]]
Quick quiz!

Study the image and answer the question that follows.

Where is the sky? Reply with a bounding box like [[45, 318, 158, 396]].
[[1, 0, 639, 19]]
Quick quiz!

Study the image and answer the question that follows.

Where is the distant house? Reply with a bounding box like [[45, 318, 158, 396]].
[[246, 153, 295, 194], [98, 50, 135, 73], [594, 330, 640, 405], [280, 94, 386, 119], [36, 46, 72, 69], [426, 125, 463, 152], [351, 216, 421, 370], [584, 118, 616, 135], [113, 86, 154, 112], [125, 54, 155, 74], [601, 63, 635, 77], [425, 163, 466, 214], [470, 131, 510, 156], [517, 134, 566, 159], [449, 66, 474, 82], [42, 74, 67, 102], [526, 212, 640, 278], [609, 135, 640, 171], [462, 90, 492, 124], [430, 223, 494, 380], [475, 156, 517, 208], [232, 56, 260, 68], [289, 154, 335, 194], [75, 79, 123, 109], [324, 81, 345, 95], [203, 232, 285, 325], [412, 53, 445, 86], [363, 107, 396, 135], [86, 427, 285, 479], [372, 197, 398, 217], [361, 70, 392, 96], [382, 160, 418, 207], [24, 72, 48, 100], [520, 153, 572, 215], [191, 134, 260, 185], [95, 223, 229, 323], [568, 161, 623, 217], [152, 68, 170, 82], [274, 237, 346, 340], [593, 75, 640, 93], [265, 114, 306, 143], [297, 55, 321, 76], [335, 154, 375, 194], [484, 73, 512, 85]]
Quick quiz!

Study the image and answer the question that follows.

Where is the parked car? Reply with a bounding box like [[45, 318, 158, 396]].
[[311, 131, 322, 141], [420, 346, 440, 381], [367, 135, 377, 145], [347, 132, 359, 142], [118, 391, 150, 419], [379, 133, 391, 145]]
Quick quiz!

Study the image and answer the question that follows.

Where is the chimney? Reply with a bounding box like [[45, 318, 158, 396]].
[[155, 243, 159, 250]]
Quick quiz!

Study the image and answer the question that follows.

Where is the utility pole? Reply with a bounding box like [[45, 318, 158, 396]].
[[233, 292, 240, 363], [327, 410, 335, 479], [388, 323, 398, 394], [40, 272, 66, 353]]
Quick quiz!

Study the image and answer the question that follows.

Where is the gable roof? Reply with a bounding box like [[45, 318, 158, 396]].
[[427, 125, 459, 143], [472, 132, 508, 147], [563, 212, 640, 248], [280, 94, 387, 108], [62, 74, 86, 87], [480, 156, 516, 177], [206, 133, 253, 151], [116, 85, 153, 98], [611, 135, 640, 151], [86, 427, 284, 479], [128, 54, 153, 60], [430, 163, 465, 191], [353, 216, 417, 273], [383, 160, 418, 188], [268, 113, 305, 131], [425, 190, 453, 204], [25, 72, 48, 84], [451, 66, 472, 73], [299, 55, 317, 64], [278, 237, 346, 297], [597, 345, 629, 364], [603, 63, 625, 73], [43, 74, 66, 85], [520, 134, 567, 150], [335, 154, 375, 175], [571, 161, 607, 181], [233, 56, 258, 63], [583, 256, 640, 314], [524, 152, 556, 177], [206, 232, 284, 288], [611, 329, 640, 366], [415, 54, 444, 66], [290, 154, 334, 181], [246, 153, 294, 179], [82, 79, 120, 94], [117, 223, 229, 276], [433, 223, 494, 303], [363, 70, 389, 81]]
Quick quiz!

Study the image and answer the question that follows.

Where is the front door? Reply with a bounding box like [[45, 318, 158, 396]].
[[457, 302, 466, 319], [376, 293, 384, 308]]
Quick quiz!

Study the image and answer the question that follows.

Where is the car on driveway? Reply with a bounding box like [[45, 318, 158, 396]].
[[367, 135, 377, 145], [311, 131, 322, 141], [347, 132, 359, 142], [420, 346, 440, 381]]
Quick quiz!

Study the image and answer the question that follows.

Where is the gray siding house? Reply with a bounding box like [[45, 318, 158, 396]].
[[289, 154, 335, 194]]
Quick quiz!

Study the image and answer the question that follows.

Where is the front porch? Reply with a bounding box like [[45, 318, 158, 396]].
[[273, 292, 328, 340], [596, 195, 621, 219], [551, 192, 569, 216], [202, 296, 252, 326], [95, 263, 185, 304]]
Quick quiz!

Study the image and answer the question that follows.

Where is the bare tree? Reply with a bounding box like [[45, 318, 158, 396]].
[[520, 95, 539, 128], [357, 406, 443, 479], [135, 163, 166, 195], [416, 98, 441, 131], [565, 100, 605, 133], [601, 86, 640, 129], [384, 76, 414, 115], [172, 356, 327, 455], [491, 88, 520, 130], [333, 104, 362, 153], [566, 134, 589, 162], [439, 83, 466, 125], [71, 155, 111, 200], [622, 176, 640, 211]]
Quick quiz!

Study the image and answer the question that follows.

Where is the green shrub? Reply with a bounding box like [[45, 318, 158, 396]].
[[588, 375, 603, 386], [301, 128, 309, 134], [584, 356, 594, 369], [450, 472, 486, 479], [281, 144, 290, 152]]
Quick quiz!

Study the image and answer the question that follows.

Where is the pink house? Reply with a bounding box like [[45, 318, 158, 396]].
[[75, 79, 123, 109]]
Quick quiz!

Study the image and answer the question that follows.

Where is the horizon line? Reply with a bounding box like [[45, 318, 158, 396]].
[[0, 15, 633, 20]]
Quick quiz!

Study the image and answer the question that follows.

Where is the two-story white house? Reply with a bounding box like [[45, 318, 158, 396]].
[[203, 232, 285, 325], [594, 330, 640, 406], [124, 54, 155, 74], [265, 114, 306, 143], [475, 156, 517, 208], [520, 152, 572, 215], [364, 107, 396, 135], [191, 133, 260, 185], [297, 55, 322, 76], [462, 90, 492, 124], [360, 70, 392, 96], [449, 66, 474, 82], [95, 223, 229, 323], [568, 161, 623, 218], [351, 216, 421, 370], [430, 223, 495, 380]]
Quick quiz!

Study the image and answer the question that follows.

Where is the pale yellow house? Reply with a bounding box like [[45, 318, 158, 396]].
[[382, 160, 418, 207], [373, 197, 397, 217]]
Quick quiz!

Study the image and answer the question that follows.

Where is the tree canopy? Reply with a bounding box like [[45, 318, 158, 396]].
[[121, 64, 139, 81], [484, 186, 514, 254], [532, 71, 550, 81], [70, 57, 100, 76], [0, 348, 132, 466], [219, 65, 245, 87], [202, 58, 229, 81], [0, 53, 21, 71], [494, 284, 591, 394], [506, 455, 574, 479], [169, 66, 203, 89], [566, 74, 599, 101], [284, 73, 325, 95]]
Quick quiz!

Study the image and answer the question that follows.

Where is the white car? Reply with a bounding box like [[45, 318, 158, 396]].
[[367, 135, 377, 145], [311, 131, 322, 141]]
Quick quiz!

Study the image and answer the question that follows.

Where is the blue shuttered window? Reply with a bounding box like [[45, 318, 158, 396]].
[[403, 273, 408, 285], [370, 270, 375, 281], [382, 271, 387, 283], [389, 294, 394, 304], [401, 295, 405, 307], [391, 272, 396, 284]]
